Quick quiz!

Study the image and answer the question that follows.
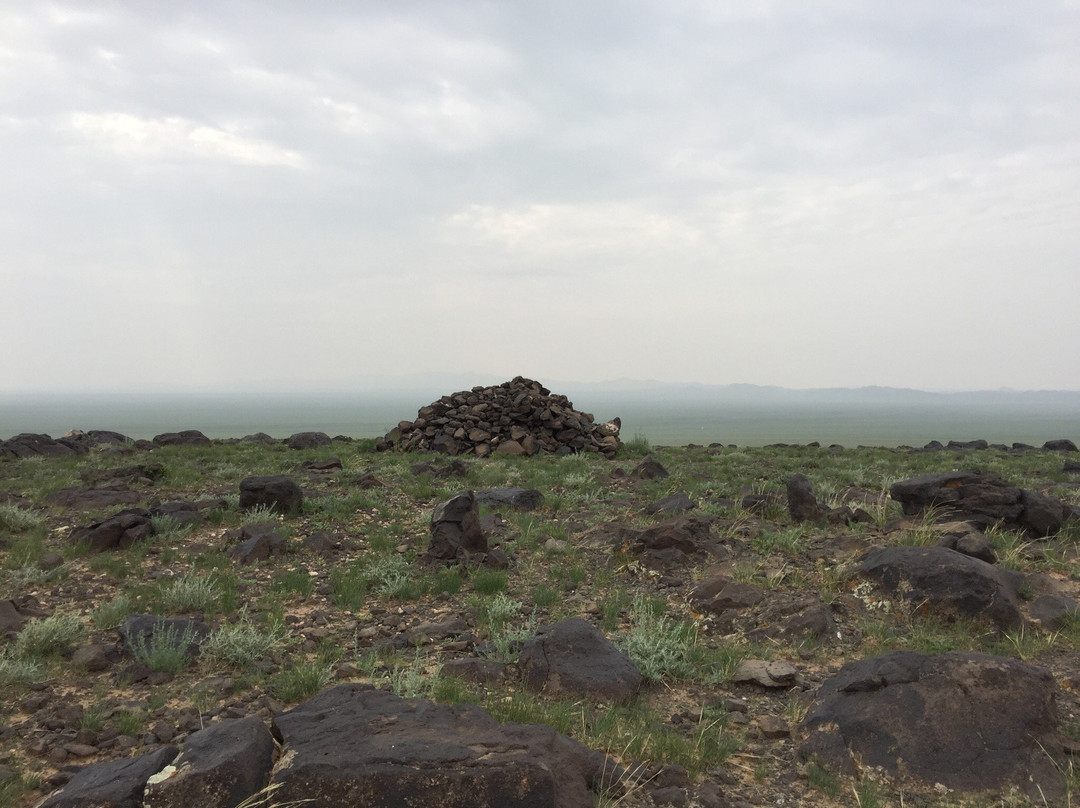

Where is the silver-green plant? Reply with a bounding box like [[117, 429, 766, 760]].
[[201, 611, 286, 670], [160, 571, 220, 614], [616, 594, 695, 683], [13, 614, 84, 660]]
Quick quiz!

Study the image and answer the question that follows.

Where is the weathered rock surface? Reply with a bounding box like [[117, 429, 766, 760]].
[[0, 433, 86, 459], [798, 650, 1064, 799], [645, 492, 696, 515], [615, 515, 726, 570], [269, 683, 608, 808], [141, 716, 274, 808], [69, 509, 153, 552], [238, 475, 303, 514], [152, 430, 211, 447], [428, 491, 487, 561], [519, 618, 643, 702], [285, 431, 332, 450], [475, 487, 544, 510], [46, 484, 144, 509], [226, 524, 286, 564], [690, 577, 765, 614], [731, 659, 798, 689], [37, 744, 178, 808], [889, 471, 1073, 535], [378, 377, 620, 458], [855, 545, 1023, 628]]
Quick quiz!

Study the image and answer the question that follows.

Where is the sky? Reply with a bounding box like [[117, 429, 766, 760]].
[[2, 1, 1079, 393]]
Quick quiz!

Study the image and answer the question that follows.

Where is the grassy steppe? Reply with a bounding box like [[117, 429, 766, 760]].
[[2, 437, 1080, 807]]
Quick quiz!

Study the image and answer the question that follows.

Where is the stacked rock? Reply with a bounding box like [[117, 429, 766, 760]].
[[377, 376, 620, 458]]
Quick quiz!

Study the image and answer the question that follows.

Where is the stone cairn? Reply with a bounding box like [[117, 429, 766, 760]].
[[376, 376, 621, 458]]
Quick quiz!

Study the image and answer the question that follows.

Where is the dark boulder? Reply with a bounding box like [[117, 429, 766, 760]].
[[519, 618, 643, 702], [889, 471, 1070, 536], [855, 545, 1023, 629], [269, 683, 608, 808], [1028, 594, 1080, 628], [799, 650, 1063, 799], [1043, 439, 1078, 452], [285, 431, 332, 450], [690, 577, 764, 614], [645, 493, 696, 515], [786, 474, 826, 523], [475, 487, 544, 511], [631, 457, 669, 480], [428, 492, 487, 562], [47, 484, 143, 509], [616, 515, 725, 570], [36, 744, 178, 808], [1, 433, 82, 458], [241, 432, 276, 444], [153, 430, 211, 447], [70, 509, 152, 552], [934, 524, 997, 564], [141, 716, 275, 808], [238, 475, 303, 514], [227, 526, 287, 564]]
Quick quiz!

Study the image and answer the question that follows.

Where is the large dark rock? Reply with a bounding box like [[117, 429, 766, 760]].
[[0, 433, 82, 458], [428, 492, 487, 561], [269, 683, 608, 808], [46, 484, 143, 509], [615, 515, 726, 570], [238, 475, 303, 514], [226, 525, 287, 564], [854, 546, 1023, 629], [69, 509, 153, 552], [36, 744, 178, 808], [889, 471, 1070, 535], [786, 474, 825, 523], [799, 650, 1063, 799], [285, 431, 333, 450], [153, 430, 211, 447], [645, 492, 696, 515], [141, 716, 274, 808], [1043, 439, 1078, 452], [690, 576, 765, 614], [519, 618, 643, 702], [475, 487, 544, 510]]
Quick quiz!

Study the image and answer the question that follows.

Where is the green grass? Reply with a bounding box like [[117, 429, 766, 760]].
[[472, 567, 509, 595], [615, 594, 696, 683], [12, 613, 84, 660], [158, 570, 221, 614], [201, 612, 286, 670], [127, 621, 200, 674], [270, 659, 334, 703], [0, 502, 46, 533], [92, 594, 136, 630]]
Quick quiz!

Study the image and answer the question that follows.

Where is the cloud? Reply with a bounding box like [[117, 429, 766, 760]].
[[64, 111, 306, 168]]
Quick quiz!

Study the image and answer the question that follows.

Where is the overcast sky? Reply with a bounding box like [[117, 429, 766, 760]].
[[3, 1, 1079, 393]]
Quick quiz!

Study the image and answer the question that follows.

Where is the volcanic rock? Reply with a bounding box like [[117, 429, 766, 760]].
[[428, 491, 487, 562], [889, 470, 1072, 535], [855, 545, 1023, 629], [475, 487, 544, 510], [798, 650, 1063, 799], [519, 618, 643, 702], [238, 475, 303, 514], [153, 431, 211, 447], [69, 509, 153, 552], [141, 716, 274, 808], [36, 744, 178, 808], [269, 683, 608, 808], [285, 431, 332, 450]]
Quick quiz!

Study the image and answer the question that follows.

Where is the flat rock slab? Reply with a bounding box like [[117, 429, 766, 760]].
[[731, 659, 798, 688], [47, 484, 144, 509], [269, 683, 607, 808], [142, 716, 274, 808], [519, 618, 643, 702], [855, 545, 1023, 628], [37, 744, 178, 808], [475, 487, 544, 510], [799, 650, 1063, 799]]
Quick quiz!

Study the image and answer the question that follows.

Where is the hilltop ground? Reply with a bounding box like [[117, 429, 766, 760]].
[[2, 434, 1080, 807]]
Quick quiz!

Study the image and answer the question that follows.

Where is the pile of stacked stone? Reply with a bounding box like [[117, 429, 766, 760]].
[[377, 376, 620, 458]]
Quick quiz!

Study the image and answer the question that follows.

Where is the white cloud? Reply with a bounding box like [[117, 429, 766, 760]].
[[64, 112, 306, 168]]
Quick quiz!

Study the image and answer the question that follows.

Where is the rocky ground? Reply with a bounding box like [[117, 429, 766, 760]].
[[3, 424, 1080, 807]]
